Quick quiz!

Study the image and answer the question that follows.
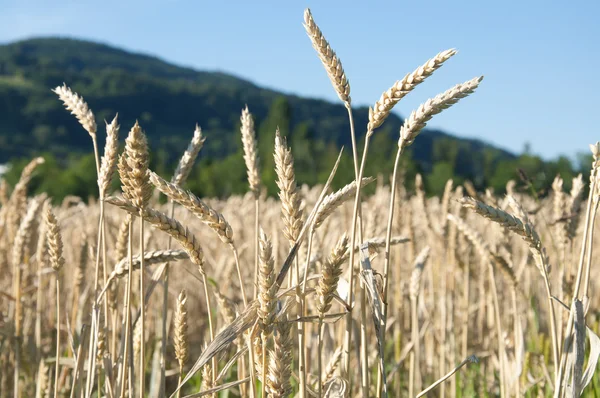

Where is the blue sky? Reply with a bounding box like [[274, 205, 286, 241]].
[[1, 0, 599, 159]]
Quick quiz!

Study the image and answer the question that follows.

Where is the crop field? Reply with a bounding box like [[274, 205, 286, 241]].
[[1, 8, 599, 398]]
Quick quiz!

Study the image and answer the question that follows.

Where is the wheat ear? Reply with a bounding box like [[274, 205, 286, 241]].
[[172, 124, 205, 187], [45, 202, 64, 398], [174, 290, 188, 398], [106, 196, 205, 268], [52, 83, 97, 137], [313, 177, 375, 229], [149, 171, 233, 244], [368, 49, 457, 132], [303, 9, 351, 104], [240, 106, 261, 197], [110, 250, 188, 280], [98, 115, 120, 196], [399, 76, 483, 149], [266, 316, 293, 398], [258, 229, 277, 398], [274, 129, 303, 244]]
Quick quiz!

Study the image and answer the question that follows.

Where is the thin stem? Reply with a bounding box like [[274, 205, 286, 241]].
[[261, 334, 267, 398], [582, 198, 599, 299], [201, 273, 216, 388], [254, 198, 259, 299], [343, 133, 370, 381], [377, 146, 403, 397], [35, 254, 44, 362], [119, 216, 134, 398], [317, 319, 324, 398], [86, 134, 103, 396], [572, 177, 597, 299], [160, 200, 175, 397], [342, 100, 361, 381], [233, 247, 248, 307], [175, 365, 183, 398], [139, 209, 145, 398], [299, 229, 315, 397], [409, 295, 419, 398], [359, 287, 369, 398], [511, 288, 521, 397], [54, 276, 61, 398], [13, 255, 21, 398], [540, 265, 559, 378], [488, 264, 505, 398]]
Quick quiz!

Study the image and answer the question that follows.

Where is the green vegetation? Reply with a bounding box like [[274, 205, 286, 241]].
[[0, 38, 586, 199]]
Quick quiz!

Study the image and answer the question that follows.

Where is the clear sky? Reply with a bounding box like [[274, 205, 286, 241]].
[[1, 0, 599, 159]]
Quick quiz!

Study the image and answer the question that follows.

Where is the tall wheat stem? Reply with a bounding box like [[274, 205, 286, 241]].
[[317, 319, 325, 398], [487, 264, 506, 398], [300, 230, 315, 397], [54, 277, 61, 398], [254, 199, 259, 299], [343, 127, 367, 386], [379, 146, 403, 397], [119, 216, 134, 398], [161, 201, 175, 397], [201, 273, 217, 388], [139, 210, 146, 397]]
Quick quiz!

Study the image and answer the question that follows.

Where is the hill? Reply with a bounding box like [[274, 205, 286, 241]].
[[0, 38, 513, 161], [1, 37, 580, 200]]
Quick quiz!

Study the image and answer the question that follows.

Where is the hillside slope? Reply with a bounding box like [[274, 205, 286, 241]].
[[0, 38, 513, 169]]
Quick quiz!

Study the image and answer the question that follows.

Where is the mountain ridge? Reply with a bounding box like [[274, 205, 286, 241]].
[[0, 37, 515, 179]]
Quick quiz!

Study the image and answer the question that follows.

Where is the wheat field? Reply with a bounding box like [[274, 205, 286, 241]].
[[2, 8, 600, 398]]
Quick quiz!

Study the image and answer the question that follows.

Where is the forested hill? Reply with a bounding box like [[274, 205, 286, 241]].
[[0, 38, 580, 199]]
